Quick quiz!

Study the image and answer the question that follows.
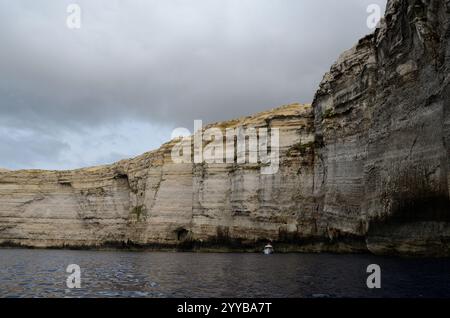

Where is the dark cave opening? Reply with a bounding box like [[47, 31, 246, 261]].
[[176, 228, 189, 241]]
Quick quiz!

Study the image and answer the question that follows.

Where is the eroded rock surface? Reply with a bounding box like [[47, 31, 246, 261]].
[[0, 0, 449, 256]]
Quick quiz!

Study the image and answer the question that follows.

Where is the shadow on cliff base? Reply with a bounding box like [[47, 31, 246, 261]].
[[367, 195, 450, 257]]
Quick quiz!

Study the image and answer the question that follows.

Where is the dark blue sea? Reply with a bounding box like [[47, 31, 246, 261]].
[[0, 249, 449, 298]]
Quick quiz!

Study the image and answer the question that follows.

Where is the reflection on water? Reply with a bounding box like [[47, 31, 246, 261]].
[[0, 249, 449, 298]]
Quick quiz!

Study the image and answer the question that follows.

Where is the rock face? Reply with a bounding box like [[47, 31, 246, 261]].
[[0, 104, 320, 250], [0, 0, 449, 256], [312, 0, 450, 256]]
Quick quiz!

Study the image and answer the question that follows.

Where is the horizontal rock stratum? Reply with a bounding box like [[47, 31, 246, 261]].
[[1, 0, 449, 256]]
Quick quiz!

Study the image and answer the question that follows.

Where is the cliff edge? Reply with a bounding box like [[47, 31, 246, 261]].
[[0, 0, 449, 256]]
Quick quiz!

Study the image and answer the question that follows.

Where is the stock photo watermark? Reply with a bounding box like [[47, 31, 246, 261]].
[[66, 3, 82, 29], [170, 120, 280, 175], [60, 262, 381, 295], [366, 4, 382, 29], [66, 264, 81, 289], [64, 4, 383, 33], [366, 264, 381, 289]]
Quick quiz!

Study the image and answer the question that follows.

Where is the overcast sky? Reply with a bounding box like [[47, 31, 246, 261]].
[[0, 0, 386, 170]]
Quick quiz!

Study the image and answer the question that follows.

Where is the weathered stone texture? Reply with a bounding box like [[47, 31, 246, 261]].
[[0, 0, 449, 255], [312, 0, 450, 255]]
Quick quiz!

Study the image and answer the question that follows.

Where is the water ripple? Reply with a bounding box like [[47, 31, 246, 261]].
[[0, 249, 449, 298]]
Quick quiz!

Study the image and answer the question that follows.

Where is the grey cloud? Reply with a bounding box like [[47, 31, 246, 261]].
[[0, 125, 71, 169], [0, 0, 386, 169]]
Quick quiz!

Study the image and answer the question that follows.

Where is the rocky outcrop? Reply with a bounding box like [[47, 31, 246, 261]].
[[312, 0, 450, 256], [0, 104, 321, 250], [0, 0, 449, 256]]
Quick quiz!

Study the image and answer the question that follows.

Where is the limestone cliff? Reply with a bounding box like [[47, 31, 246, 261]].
[[312, 0, 450, 256], [0, 0, 449, 256], [0, 104, 319, 250]]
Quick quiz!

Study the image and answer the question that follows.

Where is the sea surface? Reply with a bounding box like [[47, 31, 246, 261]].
[[0, 249, 449, 298]]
